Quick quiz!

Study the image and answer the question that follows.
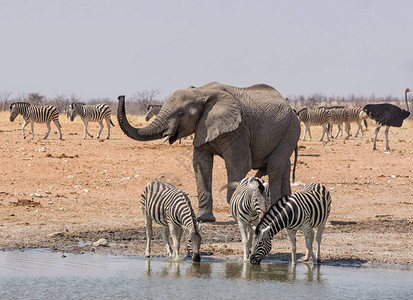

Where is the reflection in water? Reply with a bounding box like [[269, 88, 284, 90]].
[[145, 258, 321, 283], [145, 259, 212, 279], [225, 261, 321, 283]]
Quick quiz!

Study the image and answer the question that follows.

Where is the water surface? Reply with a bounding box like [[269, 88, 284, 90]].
[[0, 251, 412, 299]]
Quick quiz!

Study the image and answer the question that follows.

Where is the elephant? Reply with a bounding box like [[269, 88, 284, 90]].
[[117, 82, 301, 222]]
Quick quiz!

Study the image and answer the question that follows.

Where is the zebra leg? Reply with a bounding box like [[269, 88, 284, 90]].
[[83, 120, 93, 139], [354, 120, 362, 137], [144, 213, 153, 258], [373, 125, 380, 150], [334, 124, 341, 139], [105, 118, 111, 139], [30, 120, 35, 139], [302, 227, 316, 264], [286, 229, 298, 265], [169, 225, 183, 259], [384, 126, 391, 151], [315, 222, 326, 263], [21, 120, 28, 139], [246, 224, 255, 261], [53, 120, 62, 139], [97, 120, 104, 139], [237, 220, 250, 262], [320, 124, 329, 141], [344, 122, 351, 139], [44, 121, 51, 139], [161, 225, 173, 257]]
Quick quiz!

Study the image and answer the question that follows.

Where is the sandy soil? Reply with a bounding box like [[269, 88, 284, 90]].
[[1, 113, 412, 267]]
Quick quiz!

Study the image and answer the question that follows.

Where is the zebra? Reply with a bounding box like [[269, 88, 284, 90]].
[[249, 183, 331, 265], [9, 102, 62, 140], [68, 103, 115, 139], [145, 104, 193, 142], [145, 104, 162, 122], [345, 106, 368, 138], [296, 108, 331, 141], [326, 106, 350, 139], [141, 181, 202, 262], [227, 177, 270, 261]]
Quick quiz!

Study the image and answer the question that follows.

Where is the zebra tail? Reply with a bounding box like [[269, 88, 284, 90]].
[[110, 119, 115, 127], [363, 119, 368, 129]]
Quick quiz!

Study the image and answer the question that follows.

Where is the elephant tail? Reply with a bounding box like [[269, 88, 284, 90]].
[[292, 145, 298, 183]]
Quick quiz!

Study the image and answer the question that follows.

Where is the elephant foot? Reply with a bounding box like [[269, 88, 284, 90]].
[[196, 211, 216, 223]]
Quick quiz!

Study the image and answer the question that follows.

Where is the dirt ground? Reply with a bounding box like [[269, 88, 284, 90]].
[[0, 112, 412, 267]]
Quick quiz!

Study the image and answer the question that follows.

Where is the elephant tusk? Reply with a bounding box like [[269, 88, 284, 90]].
[[162, 135, 171, 143]]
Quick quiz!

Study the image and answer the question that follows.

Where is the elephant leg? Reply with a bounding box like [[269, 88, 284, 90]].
[[254, 167, 267, 178], [266, 137, 297, 204], [281, 160, 292, 197], [193, 147, 215, 222]]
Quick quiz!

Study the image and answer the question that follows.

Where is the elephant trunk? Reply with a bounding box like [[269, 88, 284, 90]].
[[117, 95, 166, 141]]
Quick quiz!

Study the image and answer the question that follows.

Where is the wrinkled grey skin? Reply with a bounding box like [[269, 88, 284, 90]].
[[117, 82, 300, 222]]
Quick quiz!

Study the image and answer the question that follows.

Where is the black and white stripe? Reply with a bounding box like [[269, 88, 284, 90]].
[[250, 183, 331, 265], [141, 181, 202, 262], [9, 102, 62, 139], [345, 106, 368, 138], [297, 108, 331, 141], [229, 177, 269, 261], [68, 103, 114, 139], [326, 106, 350, 139]]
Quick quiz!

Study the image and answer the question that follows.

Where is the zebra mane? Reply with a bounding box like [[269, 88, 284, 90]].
[[254, 194, 289, 235], [296, 108, 308, 115]]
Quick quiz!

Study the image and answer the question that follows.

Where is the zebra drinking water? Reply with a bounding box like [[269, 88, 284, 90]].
[[141, 181, 202, 262], [68, 103, 115, 139], [296, 108, 331, 141], [228, 177, 270, 261], [250, 183, 331, 265], [9, 102, 62, 140]]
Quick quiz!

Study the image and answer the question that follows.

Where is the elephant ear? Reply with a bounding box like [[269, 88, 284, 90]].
[[194, 90, 242, 147]]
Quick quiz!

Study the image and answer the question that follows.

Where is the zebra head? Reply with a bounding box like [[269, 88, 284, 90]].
[[187, 230, 202, 262], [250, 226, 272, 265], [248, 178, 270, 214], [9, 103, 19, 122], [68, 103, 78, 121]]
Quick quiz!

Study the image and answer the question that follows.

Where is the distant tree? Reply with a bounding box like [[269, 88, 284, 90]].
[[128, 89, 163, 115], [27, 93, 46, 105], [0, 91, 12, 111]]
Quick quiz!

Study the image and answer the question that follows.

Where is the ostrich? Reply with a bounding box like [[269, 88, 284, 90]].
[[363, 88, 410, 150]]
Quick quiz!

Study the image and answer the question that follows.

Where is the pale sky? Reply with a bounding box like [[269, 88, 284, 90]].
[[1, 0, 412, 101]]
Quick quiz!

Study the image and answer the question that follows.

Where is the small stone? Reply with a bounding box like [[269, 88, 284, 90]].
[[93, 238, 109, 247], [49, 232, 64, 237], [10, 213, 15, 216]]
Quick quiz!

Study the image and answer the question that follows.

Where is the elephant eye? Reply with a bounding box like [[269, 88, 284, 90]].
[[177, 111, 185, 118]]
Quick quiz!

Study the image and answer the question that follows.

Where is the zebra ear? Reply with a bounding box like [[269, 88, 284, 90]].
[[261, 226, 271, 235]]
